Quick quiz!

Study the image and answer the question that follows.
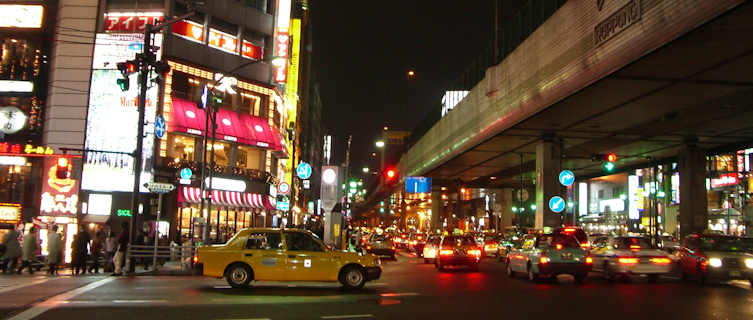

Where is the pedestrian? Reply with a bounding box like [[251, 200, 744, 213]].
[[71, 229, 90, 275], [89, 231, 103, 274], [17, 227, 38, 275], [1, 227, 21, 274], [46, 225, 63, 276], [104, 231, 117, 272], [112, 222, 129, 276]]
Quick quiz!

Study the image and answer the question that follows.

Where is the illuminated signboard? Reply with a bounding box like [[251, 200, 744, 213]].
[[0, 142, 54, 156], [711, 173, 739, 188], [241, 40, 263, 60], [0, 203, 21, 223], [104, 12, 163, 33], [91, 33, 163, 70], [0, 106, 28, 134], [40, 158, 78, 216], [274, 31, 289, 83], [0, 80, 33, 93], [82, 34, 161, 193], [208, 28, 238, 54], [286, 19, 301, 105], [0, 5, 43, 28], [172, 19, 204, 44]]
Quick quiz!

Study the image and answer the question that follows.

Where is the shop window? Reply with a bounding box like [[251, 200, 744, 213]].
[[240, 91, 261, 116], [167, 134, 196, 162], [207, 141, 232, 167], [237, 146, 262, 170]]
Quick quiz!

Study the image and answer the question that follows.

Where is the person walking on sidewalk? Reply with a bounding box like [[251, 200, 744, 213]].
[[1, 227, 21, 274], [17, 227, 38, 275], [112, 222, 129, 276], [72, 229, 90, 275], [46, 225, 63, 276], [89, 232, 103, 274], [104, 231, 117, 272]]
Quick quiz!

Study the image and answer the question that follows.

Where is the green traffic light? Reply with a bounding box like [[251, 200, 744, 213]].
[[604, 162, 615, 172], [116, 78, 129, 92]]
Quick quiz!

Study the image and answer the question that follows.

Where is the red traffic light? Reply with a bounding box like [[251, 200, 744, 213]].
[[606, 153, 617, 162], [386, 169, 396, 179]]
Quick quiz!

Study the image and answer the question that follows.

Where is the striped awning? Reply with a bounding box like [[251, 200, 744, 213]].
[[178, 187, 273, 209]]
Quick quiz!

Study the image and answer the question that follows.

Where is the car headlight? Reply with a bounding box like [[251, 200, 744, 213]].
[[708, 258, 723, 268], [745, 259, 753, 269]]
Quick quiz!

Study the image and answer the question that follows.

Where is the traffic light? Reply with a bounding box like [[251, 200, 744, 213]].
[[116, 60, 138, 92], [152, 60, 171, 83], [602, 153, 617, 172], [55, 157, 71, 179]]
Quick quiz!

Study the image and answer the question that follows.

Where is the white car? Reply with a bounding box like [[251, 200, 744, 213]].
[[591, 236, 675, 282], [422, 235, 441, 264]]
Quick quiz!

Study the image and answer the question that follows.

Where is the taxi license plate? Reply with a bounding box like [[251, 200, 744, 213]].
[[560, 253, 573, 260], [730, 270, 741, 277]]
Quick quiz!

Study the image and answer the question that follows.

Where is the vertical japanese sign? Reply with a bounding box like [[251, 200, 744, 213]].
[[40, 158, 78, 216], [273, 0, 292, 83]]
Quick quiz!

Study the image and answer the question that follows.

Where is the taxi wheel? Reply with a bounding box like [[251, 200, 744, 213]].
[[340, 266, 366, 290], [226, 263, 252, 288]]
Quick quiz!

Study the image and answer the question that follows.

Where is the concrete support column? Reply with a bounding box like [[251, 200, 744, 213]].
[[678, 144, 708, 239], [535, 139, 563, 229], [499, 188, 513, 230], [430, 191, 441, 233]]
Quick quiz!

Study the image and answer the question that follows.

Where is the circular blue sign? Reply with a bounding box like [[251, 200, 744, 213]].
[[179, 168, 193, 180], [549, 196, 566, 213], [296, 162, 312, 180], [155, 114, 166, 139], [558, 170, 575, 187], [128, 42, 143, 51]]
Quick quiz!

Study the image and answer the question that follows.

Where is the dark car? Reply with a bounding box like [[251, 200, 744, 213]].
[[435, 235, 482, 271], [676, 234, 753, 285]]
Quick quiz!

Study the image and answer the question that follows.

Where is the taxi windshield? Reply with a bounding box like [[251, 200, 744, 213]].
[[699, 236, 745, 252], [443, 236, 476, 246], [371, 235, 391, 242], [615, 237, 651, 249]]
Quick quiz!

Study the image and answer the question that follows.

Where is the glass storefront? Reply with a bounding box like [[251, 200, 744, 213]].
[[177, 205, 261, 242]]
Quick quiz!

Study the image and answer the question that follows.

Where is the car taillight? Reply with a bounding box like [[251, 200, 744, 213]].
[[618, 257, 639, 264], [392, 246, 396, 250], [440, 249, 454, 256], [555, 244, 563, 250], [563, 227, 576, 233], [580, 243, 591, 249], [650, 257, 672, 264], [467, 249, 481, 256], [411, 240, 417, 245], [585, 256, 593, 264], [629, 245, 641, 251], [193, 255, 199, 264], [539, 256, 550, 264], [366, 245, 371, 250]]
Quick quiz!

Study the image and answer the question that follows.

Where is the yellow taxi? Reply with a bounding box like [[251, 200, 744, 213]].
[[195, 228, 382, 289]]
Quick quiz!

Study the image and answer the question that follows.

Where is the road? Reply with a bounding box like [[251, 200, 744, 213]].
[[1, 251, 752, 320]]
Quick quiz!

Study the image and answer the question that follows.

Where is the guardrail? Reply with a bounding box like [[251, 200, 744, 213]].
[[126, 244, 197, 271]]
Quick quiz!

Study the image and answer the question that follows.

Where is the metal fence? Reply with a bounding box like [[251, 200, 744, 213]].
[[126, 244, 197, 272]]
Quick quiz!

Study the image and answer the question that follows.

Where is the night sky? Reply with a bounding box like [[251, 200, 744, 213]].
[[311, 1, 493, 173]]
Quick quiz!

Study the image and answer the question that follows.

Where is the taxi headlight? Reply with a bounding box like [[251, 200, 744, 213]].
[[745, 259, 753, 269], [709, 258, 723, 268]]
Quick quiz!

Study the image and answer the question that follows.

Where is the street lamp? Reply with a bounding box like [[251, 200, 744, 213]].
[[362, 167, 369, 173], [375, 140, 385, 148]]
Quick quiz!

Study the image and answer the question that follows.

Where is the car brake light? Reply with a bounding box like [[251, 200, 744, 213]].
[[629, 245, 641, 251], [585, 256, 593, 264], [411, 240, 417, 245], [618, 257, 639, 264], [580, 243, 591, 249], [650, 257, 671, 264], [555, 244, 563, 250], [392, 246, 396, 250], [366, 245, 371, 250], [539, 256, 550, 264], [193, 255, 199, 264], [467, 249, 481, 256], [440, 249, 454, 256], [563, 227, 576, 233]]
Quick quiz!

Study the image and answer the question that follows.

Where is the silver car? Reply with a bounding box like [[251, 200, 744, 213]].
[[591, 236, 674, 282]]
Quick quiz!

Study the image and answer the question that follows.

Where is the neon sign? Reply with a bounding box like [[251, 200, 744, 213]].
[[40, 158, 78, 216], [0, 203, 21, 223], [0, 143, 54, 156], [105, 12, 163, 33]]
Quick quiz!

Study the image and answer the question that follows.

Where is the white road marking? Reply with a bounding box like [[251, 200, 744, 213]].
[[321, 315, 374, 319], [6, 277, 114, 320], [0, 278, 52, 294], [379, 292, 419, 297], [215, 318, 271, 320], [112, 300, 168, 303]]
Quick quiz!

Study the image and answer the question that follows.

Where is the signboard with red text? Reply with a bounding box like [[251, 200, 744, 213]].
[[40, 158, 78, 217], [208, 29, 238, 54], [104, 12, 164, 33], [274, 30, 289, 83], [242, 40, 263, 60], [172, 19, 204, 43]]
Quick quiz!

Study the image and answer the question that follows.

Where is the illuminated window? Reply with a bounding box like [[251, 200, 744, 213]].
[[167, 133, 196, 162], [237, 145, 262, 170]]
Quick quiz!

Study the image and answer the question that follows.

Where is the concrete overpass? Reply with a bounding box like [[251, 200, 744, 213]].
[[398, 0, 753, 235]]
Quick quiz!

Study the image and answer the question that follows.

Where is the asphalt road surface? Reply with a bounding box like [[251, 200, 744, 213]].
[[1, 251, 752, 320]]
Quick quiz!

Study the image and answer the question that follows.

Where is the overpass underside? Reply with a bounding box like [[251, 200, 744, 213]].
[[401, 0, 753, 234]]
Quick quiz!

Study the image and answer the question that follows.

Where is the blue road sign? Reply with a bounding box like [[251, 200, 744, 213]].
[[296, 162, 312, 180], [549, 196, 565, 213], [155, 114, 166, 139], [277, 201, 290, 211], [559, 170, 575, 187], [179, 168, 193, 180]]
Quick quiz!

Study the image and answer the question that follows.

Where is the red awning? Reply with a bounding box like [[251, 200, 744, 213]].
[[178, 186, 274, 210], [168, 97, 282, 152]]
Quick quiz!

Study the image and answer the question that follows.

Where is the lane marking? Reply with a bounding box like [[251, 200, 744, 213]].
[[379, 292, 419, 297], [112, 300, 168, 303], [6, 277, 114, 320], [215, 318, 271, 320], [321, 315, 374, 319], [0, 278, 52, 294]]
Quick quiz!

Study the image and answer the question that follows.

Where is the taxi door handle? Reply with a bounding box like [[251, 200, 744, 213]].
[[288, 255, 296, 258], [245, 254, 253, 257]]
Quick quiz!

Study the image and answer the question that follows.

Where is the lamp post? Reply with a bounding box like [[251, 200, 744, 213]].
[[199, 56, 285, 243], [375, 140, 385, 185]]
